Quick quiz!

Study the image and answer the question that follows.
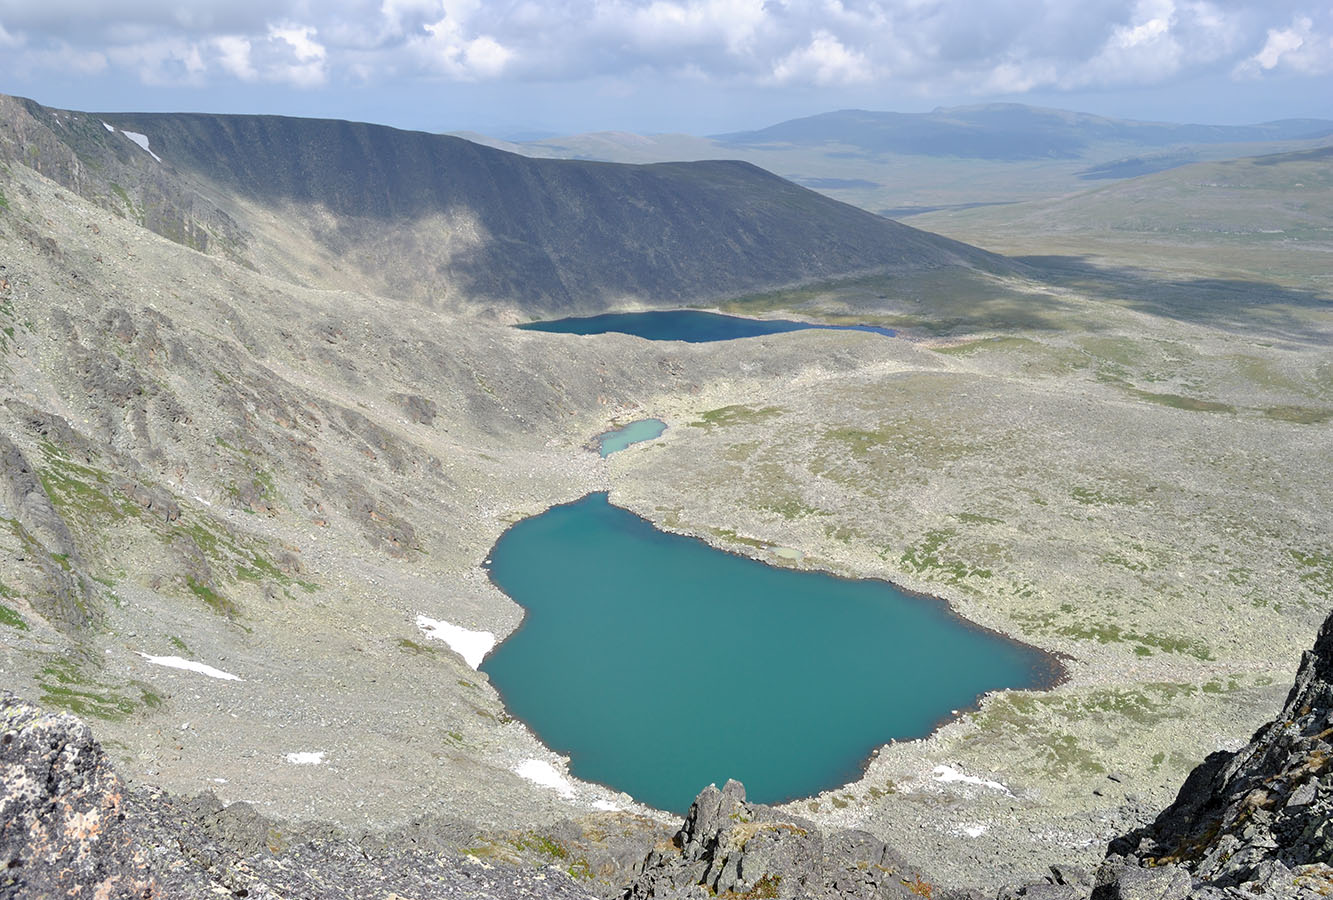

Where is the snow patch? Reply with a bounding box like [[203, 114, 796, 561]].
[[515, 759, 574, 798], [592, 799, 623, 811], [121, 130, 162, 163], [284, 751, 325, 765], [416, 615, 495, 669], [961, 824, 988, 838], [931, 765, 1012, 795], [102, 121, 115, 132], [136, 652, 241, 681]]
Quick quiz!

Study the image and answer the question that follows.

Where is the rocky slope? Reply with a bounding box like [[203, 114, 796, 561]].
[[0, 93, 1006, 313], [8, 609, 1333, 899]]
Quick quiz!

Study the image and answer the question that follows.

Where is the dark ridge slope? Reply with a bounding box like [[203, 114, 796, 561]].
[[91, 109, 1005, 311]]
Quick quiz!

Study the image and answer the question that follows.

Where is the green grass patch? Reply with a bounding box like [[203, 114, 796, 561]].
[[398, 638, 437, 655], [0, 602, 27, 630], [689, 405, 783, 429], [36, 446, 136, 524], [38, 656, 162, 721], [1125, 387, 1234, 413], [824, 426, 889, 458], [1013, 610, 1212, 659], [709, 527, 772, 550]]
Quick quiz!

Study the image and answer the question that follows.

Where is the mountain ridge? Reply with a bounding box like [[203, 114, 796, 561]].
[[0, 93, 1008, 314]]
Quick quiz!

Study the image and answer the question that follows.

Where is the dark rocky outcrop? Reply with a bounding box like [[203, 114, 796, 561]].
[[1098, 610, 1333, 897], [0, 694, 157, 898], [622, 780, 943, 900], [0, 691, 602, 899]]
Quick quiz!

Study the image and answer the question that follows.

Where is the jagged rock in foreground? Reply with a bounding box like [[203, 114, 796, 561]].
[[621, 779, 945, 900], [0, 695, 156, 898], [0, 691, 601, 900], [1097, 610, 1333, 898]]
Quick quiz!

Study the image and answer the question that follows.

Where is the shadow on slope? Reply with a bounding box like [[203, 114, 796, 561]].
[[1020, 255, 1333, 345], [98, 110, 1009, 312]]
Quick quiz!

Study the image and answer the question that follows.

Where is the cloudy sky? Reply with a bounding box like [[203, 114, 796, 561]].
[[0, 0, 1329, 136]]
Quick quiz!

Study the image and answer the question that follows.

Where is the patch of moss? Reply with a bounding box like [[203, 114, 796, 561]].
[[1289, 549, 1333, 598], [398, 638, 438, 655], [1071, 486, 1138, 506], [510, 832, 568, 859], [1018, 612, 1213, 660], [1264, 406, 1333, 425], [186, 576, 240, 618], [954, 512, 1004, 525], [898, 529, 992, 585], [1126, 388, 1234, 413]]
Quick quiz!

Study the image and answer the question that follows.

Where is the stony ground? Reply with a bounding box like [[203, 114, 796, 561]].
[[0, 141, 1330, 894]]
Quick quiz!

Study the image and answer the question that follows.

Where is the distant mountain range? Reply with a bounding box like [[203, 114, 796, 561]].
[[713, 104, 1333, 161], [459, 103, 1333, 216]]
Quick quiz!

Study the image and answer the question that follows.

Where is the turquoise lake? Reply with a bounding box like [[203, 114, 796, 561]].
[[481, 493, 1058, 814], [517, 310, 896, 342], [598, 419, 667, 457]]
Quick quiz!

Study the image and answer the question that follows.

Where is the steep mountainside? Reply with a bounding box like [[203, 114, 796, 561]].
[[0, 94, 1004, 313]]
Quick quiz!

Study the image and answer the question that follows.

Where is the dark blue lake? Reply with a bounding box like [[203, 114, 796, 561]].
[[481, 493, 1058, 814], [516, 310, 896, 342]]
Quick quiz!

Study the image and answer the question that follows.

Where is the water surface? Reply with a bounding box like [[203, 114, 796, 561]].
[[598, 419, 667, 457], [482, 493, 1057, 813], [517, 310, 896, 342]]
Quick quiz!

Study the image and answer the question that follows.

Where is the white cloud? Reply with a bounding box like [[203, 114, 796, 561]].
[[0, 22, 23, 48], [0, 0, 1329, 99], [268, 23, 329, 86], [214, 35, 257, 80], [1235, 15, 1333, 77], [770, 29, 874, 85]]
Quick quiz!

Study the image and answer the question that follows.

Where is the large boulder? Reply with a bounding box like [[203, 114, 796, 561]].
[[0, 693, 156, 898]]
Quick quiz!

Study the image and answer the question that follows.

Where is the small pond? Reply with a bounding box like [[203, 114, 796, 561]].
[[598, 419, 667, 457], [516, 310, 896, 342], [481, 493, 1058, 814]]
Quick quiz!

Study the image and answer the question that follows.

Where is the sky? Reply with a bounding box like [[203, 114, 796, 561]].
[[0, 0, 1330, 137]]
